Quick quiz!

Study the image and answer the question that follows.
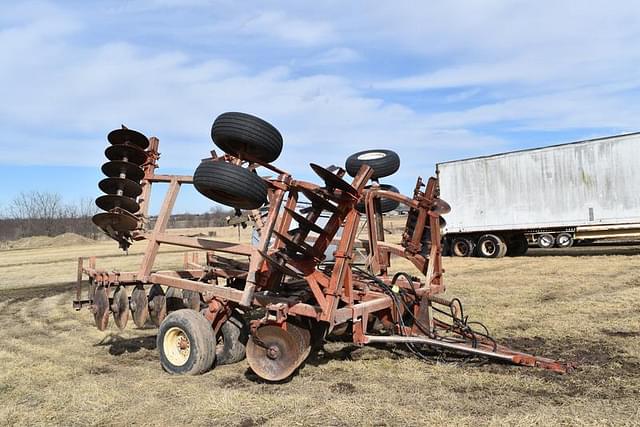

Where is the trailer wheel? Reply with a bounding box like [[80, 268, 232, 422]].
[[157, 309, 215, 375], [507, 234, 529, 256], [477, 234, 507, 258], [537, 233, 555, 249], [356, 184, 400, 213], [451, 237, 475, 257], [345, 149, 400, 179], [193, 160, 267, 210], [556, 232, 574, 248], [215, 312, 249, 366], [211, 112, 283, 163]]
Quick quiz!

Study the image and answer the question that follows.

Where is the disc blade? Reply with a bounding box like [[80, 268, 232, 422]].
[[92, 212, 138, 232], [165, 287, 185, 312], [105, 144, 148, 166], [130, 285, 149, 327], [148, 284, 166, 327], [432, 199, 451, 215], [112, 286, 129, 330], [95, 195, 140, 214], [182, 290, 201, 311], [246, 325, 302, 382], [93, 285, 110, 331], [286, 322, 312, 364], [99, 177, 143, 198], [108, 128, 149, 149], [101, 160, 144, 182], [309, 163, 358, 196]]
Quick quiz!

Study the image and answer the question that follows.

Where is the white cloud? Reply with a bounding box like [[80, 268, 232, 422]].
[[1, 0, 639, 202], [306, 47, 361, 66]]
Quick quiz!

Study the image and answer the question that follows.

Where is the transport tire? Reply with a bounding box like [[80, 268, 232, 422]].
[[356, 184, 400, 213], [345, 149, 400, 179], [211, 112, 283, 163], [555, 232, 574, 248], [477, 234, 507, 258], [215, 312, 249, 366], [507, 234, 529, 256], [537, 233, 555, 249], [451, 237, 475, 257], [193, 160, 267, 210], [157, 309, 215, 375]]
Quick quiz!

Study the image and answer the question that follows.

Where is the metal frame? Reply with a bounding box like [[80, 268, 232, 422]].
[[75, 136, 572, 376]]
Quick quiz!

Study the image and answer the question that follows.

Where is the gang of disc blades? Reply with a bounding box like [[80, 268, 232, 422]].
[[107, 128, 149, 149], [95, 194, 140, 214], [99, 177, 143, 198], [105, 144, 148, 165], [101, 160, 145, 182], [92, 212, 138, 232]]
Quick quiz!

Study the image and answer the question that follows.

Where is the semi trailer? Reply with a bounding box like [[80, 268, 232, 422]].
[[438, 132, 640, 257]]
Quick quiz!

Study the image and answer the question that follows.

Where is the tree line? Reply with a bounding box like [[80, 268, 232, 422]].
[[0, 191, 235, 242]]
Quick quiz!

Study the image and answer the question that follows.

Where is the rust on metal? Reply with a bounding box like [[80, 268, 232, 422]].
[[75, 123, 575, 383]]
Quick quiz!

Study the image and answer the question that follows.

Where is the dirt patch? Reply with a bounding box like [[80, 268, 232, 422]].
[[237, 417, 268, 427], [0, 282, 74, 302], [330, 382, 356, 394], [602, 329, 640, 338]]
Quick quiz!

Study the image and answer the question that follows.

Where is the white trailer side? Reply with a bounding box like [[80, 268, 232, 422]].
[[437, 132, 640, 257]]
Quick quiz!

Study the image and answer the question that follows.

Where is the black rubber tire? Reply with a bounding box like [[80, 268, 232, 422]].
[[451, 237, 475, 257], [555, 232, 574, 248], [157, 309, 215, 375], [193, 161, 267, 210], [537, 233, 555, 249], [211, 112, 283, 163], [507, 234, 529, 256], [356, 184, 400, 213], [215, 312, 249, 366], [476, 234, 507, 258], [345, 149, 400, 179]]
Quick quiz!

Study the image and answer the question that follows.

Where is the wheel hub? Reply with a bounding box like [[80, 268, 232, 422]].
[[266, 346, 281, 360], [164, 327, 191, 366]]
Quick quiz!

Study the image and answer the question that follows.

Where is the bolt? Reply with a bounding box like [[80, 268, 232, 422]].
[[266, 346, 280, 360]]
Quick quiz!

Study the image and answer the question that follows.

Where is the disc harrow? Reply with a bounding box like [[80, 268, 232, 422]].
[[75, 111, 574, 385], [92, 125, 151, 249]]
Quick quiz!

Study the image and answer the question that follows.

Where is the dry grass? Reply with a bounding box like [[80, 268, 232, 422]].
[[1, 223, 639, 426]]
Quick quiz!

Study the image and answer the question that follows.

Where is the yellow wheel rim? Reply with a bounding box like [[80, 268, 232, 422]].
[[164, 327, 191, 366]]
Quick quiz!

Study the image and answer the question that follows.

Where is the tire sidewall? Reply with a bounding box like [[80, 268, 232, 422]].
[[477, 234, 504, 258], [537, 234, 555, 249], [193, 160, 267, 210], [345, 149, 400, 179], [157, 310, 215, 375], [452, 238, 473, 257], [356, 184, 400, 213], [215, 314, 248, 366]]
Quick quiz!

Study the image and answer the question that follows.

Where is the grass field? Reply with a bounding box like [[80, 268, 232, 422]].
[[1, 224, 639, 426]]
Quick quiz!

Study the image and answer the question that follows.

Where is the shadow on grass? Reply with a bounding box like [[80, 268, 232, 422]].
[[95, 333, 157, 356], [524, 242, 640, 257]]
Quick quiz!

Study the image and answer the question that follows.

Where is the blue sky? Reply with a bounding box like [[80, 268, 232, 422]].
[[1, 1, 639, 215]]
